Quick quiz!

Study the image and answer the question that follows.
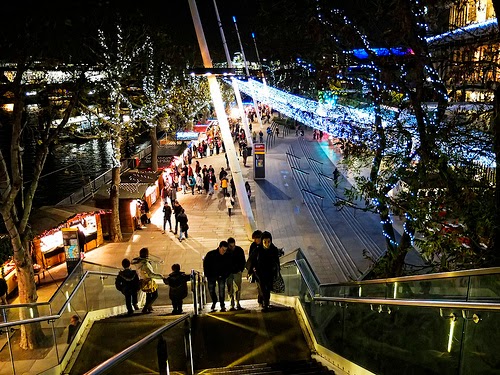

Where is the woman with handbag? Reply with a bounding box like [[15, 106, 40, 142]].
[[132, 247, 164, 314], [246, 231, 281, 311]]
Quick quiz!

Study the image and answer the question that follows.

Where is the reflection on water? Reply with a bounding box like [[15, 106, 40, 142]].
[[33, 139, 114, 207]]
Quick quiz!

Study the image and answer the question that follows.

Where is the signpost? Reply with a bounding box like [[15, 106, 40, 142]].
[[254, 143, 266, 179], [62, 227, 81, 274]]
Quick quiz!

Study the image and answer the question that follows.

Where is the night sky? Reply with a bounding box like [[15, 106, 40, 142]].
[[1, 0, 268, 64]]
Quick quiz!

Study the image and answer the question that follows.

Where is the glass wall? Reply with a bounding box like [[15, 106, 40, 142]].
[[281, 261, 500, 375]]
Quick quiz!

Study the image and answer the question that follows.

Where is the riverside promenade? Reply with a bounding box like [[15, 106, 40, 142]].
[[13, 123, 403, 305]]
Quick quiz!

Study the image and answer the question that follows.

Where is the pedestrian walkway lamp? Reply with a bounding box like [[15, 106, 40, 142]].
[[187, 0, 257, 239], [211, 0, 253, 148], [233, 16, 264, 130]]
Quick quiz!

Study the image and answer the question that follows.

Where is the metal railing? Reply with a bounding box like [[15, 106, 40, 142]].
[[278, 249, 500, 375], [84, 315, 193, 375], [0, 260, 207, 375], [56, 144, 153, 206]]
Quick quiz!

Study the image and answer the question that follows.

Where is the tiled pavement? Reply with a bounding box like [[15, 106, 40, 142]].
[[14, 122, 411, 305]]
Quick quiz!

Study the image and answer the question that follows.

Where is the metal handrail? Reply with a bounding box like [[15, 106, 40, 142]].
[[307, 157, 323, 165], [283, 261, 318, 298], [314, 296, 500, 311], [82, 260, 121, 270], [291, 166, 309, 175], [318, 172, 333, 181], [0, 270, 117, 329], [286, 152, 301, 159], [84, 314, 191, 375], [0, 301, 50, 309], [320, 266, 500, 286], [301, 189, 323, 200]]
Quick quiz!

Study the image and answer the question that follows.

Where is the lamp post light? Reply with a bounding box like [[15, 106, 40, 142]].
[[187, 0, 256, 239]]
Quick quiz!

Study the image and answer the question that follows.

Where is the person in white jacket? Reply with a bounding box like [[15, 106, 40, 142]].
[[132, 247, 163, 313]]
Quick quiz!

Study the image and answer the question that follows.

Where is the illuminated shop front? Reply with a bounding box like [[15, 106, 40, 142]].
[[29, 205, 106, 271], [94, 181, 157, 234]]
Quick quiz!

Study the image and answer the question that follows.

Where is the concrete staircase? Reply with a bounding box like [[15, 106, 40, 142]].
[[68, 305, 329, 374]]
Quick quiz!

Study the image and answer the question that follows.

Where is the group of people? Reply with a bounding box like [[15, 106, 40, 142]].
[[115, 229, 283, 316], [203, 230, 282, 312], [162, 199, 189, 242], [115, 247, 191, 315]]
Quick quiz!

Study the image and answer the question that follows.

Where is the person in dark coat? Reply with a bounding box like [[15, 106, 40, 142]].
[[116, 258, 140, 315], [162, 202, 172, 233], [173, 200, 183, 234], [140, 199, 150, 225], [246, 230, 263, 304], [246, 231, 280, 310], [226, 237, 246, 310], [242, 147, 248, 167], [203, 241, 231, 312], [163, 264, 191, 314], [177, 209, 189, 242]]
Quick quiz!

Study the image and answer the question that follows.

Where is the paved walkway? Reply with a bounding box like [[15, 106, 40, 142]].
[[12, 121, 420, 305]]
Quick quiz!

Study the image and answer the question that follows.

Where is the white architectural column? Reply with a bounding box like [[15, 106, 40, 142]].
[[187, 0, 257, 239]]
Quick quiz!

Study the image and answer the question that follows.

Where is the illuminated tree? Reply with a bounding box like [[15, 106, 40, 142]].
[[164, 75, 211, 137], [132, 40, 172, 171], [0, 61, 85, 348], [317, 0, 496, 275], [88, 25, 148, 242], [490, 0, 500, 264]]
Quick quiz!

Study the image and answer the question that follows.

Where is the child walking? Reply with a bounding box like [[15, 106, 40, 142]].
[[115, 258, 140, 315], [163, 264, 191, 314]]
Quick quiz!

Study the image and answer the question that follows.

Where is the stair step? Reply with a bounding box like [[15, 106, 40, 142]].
[[197, 360, 335, 375]]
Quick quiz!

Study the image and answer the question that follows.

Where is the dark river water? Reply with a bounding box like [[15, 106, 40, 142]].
[[21, 134, 151, 207], [34, 139, 115, 207]]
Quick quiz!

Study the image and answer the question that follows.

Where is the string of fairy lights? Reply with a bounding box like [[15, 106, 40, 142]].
[[234, 1, 496, 247]]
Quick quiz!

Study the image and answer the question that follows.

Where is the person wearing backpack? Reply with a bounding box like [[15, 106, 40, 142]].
[[115, 258, 140, 315], [163, 264, 191, 314], [189, 174, 196, 195]]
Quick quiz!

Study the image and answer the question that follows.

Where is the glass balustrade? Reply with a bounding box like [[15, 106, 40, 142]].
[[1, 255, 498, 375], [0, 261, 206, 374], [280, 258, 500, 375]]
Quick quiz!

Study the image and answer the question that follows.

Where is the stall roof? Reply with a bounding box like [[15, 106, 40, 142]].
[[120, 171, 160, 183], [138, 155, 176, 170], [94, 183, 150, 200], [30, 204, 108, 236]]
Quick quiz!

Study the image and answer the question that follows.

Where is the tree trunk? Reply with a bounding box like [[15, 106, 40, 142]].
[[492, 85, 500, 264], [150, 126, 158, 171], [109, 134, 123, 242], [2, 212, 46, 349]]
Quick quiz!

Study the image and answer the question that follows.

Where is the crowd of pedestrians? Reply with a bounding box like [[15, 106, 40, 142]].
[[114, 110, 287, 316], [115, 229, 283, 316]]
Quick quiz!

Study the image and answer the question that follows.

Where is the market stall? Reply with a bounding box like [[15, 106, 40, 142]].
[[94, 183, 151, 234], [30, 205, 106, 270], [120, 171, 161, 209], [0, 258, 17, 296]]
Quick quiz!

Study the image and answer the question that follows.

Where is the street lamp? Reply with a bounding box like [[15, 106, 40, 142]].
[[187, 0, 256, 239]]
